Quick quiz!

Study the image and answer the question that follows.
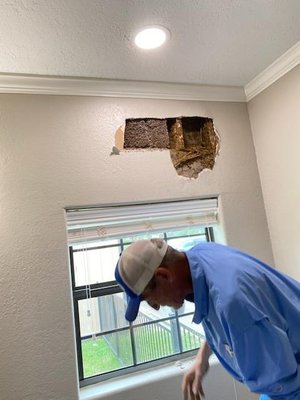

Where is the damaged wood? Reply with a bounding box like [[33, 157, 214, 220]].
[[168, 117, 219, 178], [118, 116, 219, 179]]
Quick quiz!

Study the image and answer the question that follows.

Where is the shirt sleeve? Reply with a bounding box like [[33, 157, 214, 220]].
[[233, 317, 300, 399]]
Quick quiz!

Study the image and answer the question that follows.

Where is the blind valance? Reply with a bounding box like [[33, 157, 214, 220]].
[[66, 197, 218, 244]]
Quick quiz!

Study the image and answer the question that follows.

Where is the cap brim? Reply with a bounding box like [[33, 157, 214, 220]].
[[125, 295, 142, 322]]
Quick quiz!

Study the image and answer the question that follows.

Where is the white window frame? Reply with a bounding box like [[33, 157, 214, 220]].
[[66, 198, 218, 386]]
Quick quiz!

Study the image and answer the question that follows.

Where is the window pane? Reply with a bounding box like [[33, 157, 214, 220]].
[[123, 232, 164, 244], [178, 315, 205, 352], [165, 227, 205, 237], [133, 319, 180, 363], [133, 302, 176, 325], [79, 293, 133, 378], [82, 330, 133, 378], [73, 245, 120, 286], [78, 294, 129, 338], [72, 238, 119, 250], [167, 235, 206, 251], [178, 300, 195, 315]]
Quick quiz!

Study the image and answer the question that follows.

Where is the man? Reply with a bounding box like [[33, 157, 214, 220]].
[[115, 238, 300, 400]]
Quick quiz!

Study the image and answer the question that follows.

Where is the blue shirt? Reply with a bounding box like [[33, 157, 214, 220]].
[[185, 242, 300, 400]]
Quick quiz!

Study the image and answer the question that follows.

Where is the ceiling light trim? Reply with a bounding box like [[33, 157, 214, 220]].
[[245, 41, 300, 101], [0, 74, 246, 102], [134, 25, 170, 49]]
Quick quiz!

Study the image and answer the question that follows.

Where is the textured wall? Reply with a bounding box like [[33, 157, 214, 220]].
[[248, 65, 300, 279], [0, 94, 272, 399]]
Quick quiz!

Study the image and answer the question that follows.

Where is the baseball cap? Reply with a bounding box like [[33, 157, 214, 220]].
[[115, 239, 168, 322]]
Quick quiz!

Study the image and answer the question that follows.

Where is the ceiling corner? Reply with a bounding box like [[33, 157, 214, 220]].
[[245, 41, 300, 101]]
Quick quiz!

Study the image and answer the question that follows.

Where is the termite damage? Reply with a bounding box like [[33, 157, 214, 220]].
[[113, 116, 220, 179]]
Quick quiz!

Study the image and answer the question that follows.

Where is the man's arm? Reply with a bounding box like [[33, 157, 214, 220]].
[[182, 340, 213, 399]]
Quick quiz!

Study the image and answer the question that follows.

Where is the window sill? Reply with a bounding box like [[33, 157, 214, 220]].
[[80, 356, 218, 400]]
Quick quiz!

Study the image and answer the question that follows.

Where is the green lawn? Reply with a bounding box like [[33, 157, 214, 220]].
[[82, 327, 201, 378], [82, 337, 121, 377]]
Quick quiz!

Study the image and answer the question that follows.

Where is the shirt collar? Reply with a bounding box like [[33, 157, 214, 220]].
[[185, 249, 209, 323]]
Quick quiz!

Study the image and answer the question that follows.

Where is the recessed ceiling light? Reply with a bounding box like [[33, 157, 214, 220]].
[[134, 26, 170, 50]]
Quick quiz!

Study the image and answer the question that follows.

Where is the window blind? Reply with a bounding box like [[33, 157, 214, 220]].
[[66, 197, 218, 244]]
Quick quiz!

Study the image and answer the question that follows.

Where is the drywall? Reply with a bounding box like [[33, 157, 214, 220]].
[[248, 65, 300, 279], [0, 94, 272, 399]]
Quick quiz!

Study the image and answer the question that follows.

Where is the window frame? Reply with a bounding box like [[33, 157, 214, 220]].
[[69, 227, 214, 387]]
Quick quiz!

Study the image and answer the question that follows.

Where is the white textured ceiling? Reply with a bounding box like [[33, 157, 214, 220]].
[[0, 0, 299, 87]]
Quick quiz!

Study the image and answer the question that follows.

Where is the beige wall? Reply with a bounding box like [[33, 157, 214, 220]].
[[0, 94, 272, 400], [248, 65, 300, 279]]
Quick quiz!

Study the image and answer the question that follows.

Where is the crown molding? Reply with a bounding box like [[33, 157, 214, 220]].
[[245, 41, 300, 101], [1, 42, 299, 103], [0, 74, 246, 102]]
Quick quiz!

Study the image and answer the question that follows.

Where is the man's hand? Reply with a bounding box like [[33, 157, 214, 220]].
[[182, 341, 212, 400], [182, 357, 209, 400]]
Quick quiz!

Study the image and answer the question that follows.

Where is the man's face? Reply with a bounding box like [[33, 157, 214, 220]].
[[142, 271, 185, 311]]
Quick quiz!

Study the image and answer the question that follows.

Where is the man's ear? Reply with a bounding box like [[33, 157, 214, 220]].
[[155, 267, 171, 282]]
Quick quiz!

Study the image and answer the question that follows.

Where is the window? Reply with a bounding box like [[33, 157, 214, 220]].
[[67, 198, 218, 386]]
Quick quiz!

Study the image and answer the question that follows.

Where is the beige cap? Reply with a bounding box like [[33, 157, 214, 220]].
[[115, 238, 168, 321]]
